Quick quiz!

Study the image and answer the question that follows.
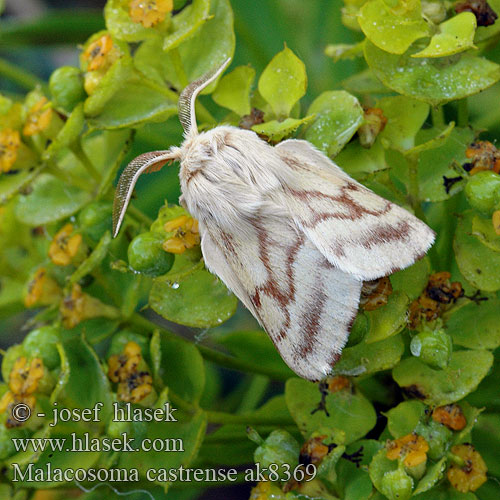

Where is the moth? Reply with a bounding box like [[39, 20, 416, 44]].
[[113, 59, 435, 381]]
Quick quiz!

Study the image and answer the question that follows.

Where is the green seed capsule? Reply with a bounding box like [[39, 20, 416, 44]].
[[415, 420, 452, 460], [128, 232, 174, 277], [254, 429, 300, 479], [410, 329, 452, 370], [465, 171, 500, 213], [49, 66, 86, 113], [23, 326, 61, 370], [78, 200, 113, 243], [381, 466, 414, 500]]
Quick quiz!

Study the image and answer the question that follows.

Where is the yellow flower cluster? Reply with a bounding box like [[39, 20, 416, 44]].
[[48, 223, 83, 266], [447, 444, 487, 493], [386, 433, 429, 468], [60, 283, 118, 329], [0, 357, 44, 428], [24, 268, 62, 308], [23, 97, 53, 137], [129, 0, 173, 28], [0, 128, 21, 173], [83, 34, 117, 72], [432, 404, 467, 431], [108, 341, 153, 403], [163, 215, 200, 254]]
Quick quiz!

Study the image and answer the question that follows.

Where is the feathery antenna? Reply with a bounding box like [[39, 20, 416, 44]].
[[178, 57, 231, 136]]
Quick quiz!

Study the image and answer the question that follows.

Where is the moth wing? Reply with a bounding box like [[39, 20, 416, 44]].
[[201, 217, 362, 381], [275, 139, 435, 281]]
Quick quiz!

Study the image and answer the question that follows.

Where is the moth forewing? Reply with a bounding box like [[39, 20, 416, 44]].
[[112, 59, 435, 381]]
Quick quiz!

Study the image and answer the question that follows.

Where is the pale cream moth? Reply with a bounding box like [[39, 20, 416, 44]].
[[113, 59, 435, 381]]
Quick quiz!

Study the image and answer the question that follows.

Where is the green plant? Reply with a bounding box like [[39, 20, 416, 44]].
[[1, 0, 500, 499]]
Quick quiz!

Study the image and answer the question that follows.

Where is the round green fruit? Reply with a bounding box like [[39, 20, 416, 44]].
[[128, 232, 174, 276], [49, 66, 86, 112], [465, 171, 500, 213]]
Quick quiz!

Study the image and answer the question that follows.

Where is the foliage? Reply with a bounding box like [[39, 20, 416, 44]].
[[1, 0, 500, 499]]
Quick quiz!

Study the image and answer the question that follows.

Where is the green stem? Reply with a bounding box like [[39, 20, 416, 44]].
[[127, 204, 154, 227], [237, 375, 269, 413], [46, 161, 91, 192], [70, 141, 102, 183], [431, 106, 445, 129], [457, 99, 469, 128], [129, 313, 290, 381], [406, 154, 424, 219], [195, 101, 217, 126], [206, 410, 294, 426], [0, 57, 46, 91], [204, 425, 298, 443], [170, 48, 189, 88]]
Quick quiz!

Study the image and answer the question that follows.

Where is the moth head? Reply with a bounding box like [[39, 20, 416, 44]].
[[111, 58, 231, 237]]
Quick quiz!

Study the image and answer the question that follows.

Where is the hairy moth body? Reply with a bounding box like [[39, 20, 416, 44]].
[[113, 59, 435, 381]]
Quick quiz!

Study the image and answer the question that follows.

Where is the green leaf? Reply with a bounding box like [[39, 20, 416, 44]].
[[368, 448, 402, 498], [0, 168, 41, 206], [118, 410, 207, 486], [454, 211, 500, 291], [144, 0, 234, 92], [365, 40, 500, 106], [336, 140, 388, 180], [413, 457, 447, 495], [358, 0, 430, 55], [412, 484, 478, 499], [447, 298, 500, 350], [472, 413, 500, 478], [87, 73, 178, 129], [54, 337, 112, 419], [150, 330, 205, 404], [285, 378, 376, 444], [215, 330, 295, 379], [15, 174, 91, 225], [105, 0, 172, 42], [365, 291, 410, 343], [377, 96, 429, 152], [332, 334, 405, 376], [392, 349, 494, 405], [413, 13, 477, 58], [471, 214, 500, 252], [385, 400, 426, 437], [258, 46, 307, 118], [342, 68, 391, 95], [149, 268, 238, 328], [69, 231, 112, 285], [162, 0, 211, 51], [304, 90, 364, 156], [390, 256, 430, 300], [252, 116, 314, 142], [212, 65, 255, 116], [391, 127, 474, 202], [84, 58, 134, 117], [324, 41, 365, 62], [42, 103, 85, 162]]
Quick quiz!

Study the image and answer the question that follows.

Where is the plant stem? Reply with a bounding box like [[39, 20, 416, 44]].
[[70, 141, 102, 183], [0, 57, 46, 91], [457, 99, 469, 128], [206, 410, 294, 426], [127, 204, 154, 227], [237, 375, 269, 413], [129, 312, 291, 381], [170, 48, 189, 88], [431, 105, 445, 129], [46, 161, 91, 192], [406, 154, 425, 219]]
